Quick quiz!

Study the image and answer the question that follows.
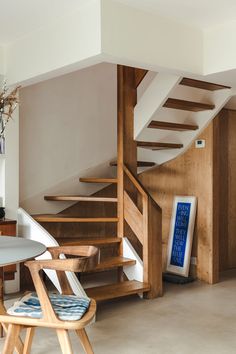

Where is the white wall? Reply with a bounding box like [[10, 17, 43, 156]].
[[204, 21, 236, 75], [0, 47, 5, 76], [4, 0, 205, 87], [6, 0, 236, 88], [0, 78, 19, 294], [4, 106, 19, 219], [20, 63, 117, 214], [101, 0, 203, 74], [6, 0, 102, 86], [0, 75, 19, 219]]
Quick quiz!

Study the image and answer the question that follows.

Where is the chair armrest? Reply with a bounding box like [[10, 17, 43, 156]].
[[25, 245, 99, 273], [47, 245, 98, 259], [25, 257, 96, 273]]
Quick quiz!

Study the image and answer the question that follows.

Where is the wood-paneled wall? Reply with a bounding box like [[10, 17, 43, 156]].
[[39, 109, 236, 285], [215, 109, 236, 271], [139, 121, 216, 283]]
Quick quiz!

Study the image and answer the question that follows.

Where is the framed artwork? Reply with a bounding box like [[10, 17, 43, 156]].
[[166, 196, 197, 277]]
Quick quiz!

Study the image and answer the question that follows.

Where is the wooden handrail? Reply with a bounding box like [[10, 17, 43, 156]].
[[123, 165, 147, 199]]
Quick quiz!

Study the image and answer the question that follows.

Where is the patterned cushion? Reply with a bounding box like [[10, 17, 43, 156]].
[[7, 293, 91, 321]]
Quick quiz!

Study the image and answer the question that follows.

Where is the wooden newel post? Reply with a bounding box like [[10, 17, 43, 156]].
[[144, 198, 163, 299], [117, 65, 137, 240], [117, 65, 162, 298]]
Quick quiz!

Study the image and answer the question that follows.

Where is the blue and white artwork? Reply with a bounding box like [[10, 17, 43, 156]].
[[167, 197, 197, 277], [170, 202, 191, 267]]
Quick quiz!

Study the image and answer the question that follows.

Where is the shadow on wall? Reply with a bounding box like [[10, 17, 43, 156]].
[[19, 63, 117, 214]]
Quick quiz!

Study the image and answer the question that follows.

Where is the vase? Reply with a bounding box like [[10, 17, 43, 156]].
[[0, 207, 5, 219]]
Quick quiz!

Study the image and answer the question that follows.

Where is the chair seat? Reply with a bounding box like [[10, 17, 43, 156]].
[[7, 293, 91, 321]]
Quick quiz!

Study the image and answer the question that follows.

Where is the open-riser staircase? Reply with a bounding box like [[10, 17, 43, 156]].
[[31, 66, 232, 302]]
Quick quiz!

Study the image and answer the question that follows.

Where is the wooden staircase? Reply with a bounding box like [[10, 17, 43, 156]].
[[32, 66, 231, 302], [34, 164, 158, 301]]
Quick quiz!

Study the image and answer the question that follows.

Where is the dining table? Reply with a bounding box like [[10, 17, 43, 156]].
[[0, 236, 46, 336]]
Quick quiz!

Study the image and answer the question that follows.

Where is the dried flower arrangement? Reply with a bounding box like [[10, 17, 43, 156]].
[[0, 81, 20, 153]]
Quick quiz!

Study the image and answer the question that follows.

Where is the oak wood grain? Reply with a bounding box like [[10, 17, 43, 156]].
[[180, 78, 231, 91], [137, 141, 183, 150], [44, 195, 117, 202], [79, 177, 118, 184], [148, 120, 199, 131], [85, 280, 150, 301], [163, 98, 215, 112]]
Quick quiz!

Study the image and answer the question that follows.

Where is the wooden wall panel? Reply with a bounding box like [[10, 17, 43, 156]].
[[227, 110, 236, 268], [139, 122, 215, 283], [214, 110, 228, 273], [213, 109, 236, 272]]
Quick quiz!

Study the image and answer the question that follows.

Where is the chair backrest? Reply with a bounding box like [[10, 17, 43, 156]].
[[17, 208, 87, 297], [46, 245, 99, 295]]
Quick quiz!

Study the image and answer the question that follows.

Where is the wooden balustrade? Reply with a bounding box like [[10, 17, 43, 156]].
[[123, 165, 162, 298]]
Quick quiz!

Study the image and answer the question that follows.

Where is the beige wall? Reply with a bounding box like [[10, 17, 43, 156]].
[[19, 63, 117, 214]]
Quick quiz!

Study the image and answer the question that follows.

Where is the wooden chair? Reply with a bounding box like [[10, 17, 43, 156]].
[[0, 245, 99, 354]]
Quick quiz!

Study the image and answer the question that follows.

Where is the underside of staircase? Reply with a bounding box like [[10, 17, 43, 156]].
[[31, 66, 232, 302]]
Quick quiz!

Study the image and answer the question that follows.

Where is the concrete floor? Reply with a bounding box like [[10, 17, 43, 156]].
[[1, 271, 236, 354]]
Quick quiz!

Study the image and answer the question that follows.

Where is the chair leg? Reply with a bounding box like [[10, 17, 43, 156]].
[[2, 323, 24, 354], [23, 327, 35, 354], [76, 329, 94, 354], [56, 329, 73, 354], [2, 324, 21, 354]]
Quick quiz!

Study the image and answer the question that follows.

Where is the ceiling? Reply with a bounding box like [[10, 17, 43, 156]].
[[117, 0, 236, 29], [0, 0, 88, 44], [1, 0, 236, 45]]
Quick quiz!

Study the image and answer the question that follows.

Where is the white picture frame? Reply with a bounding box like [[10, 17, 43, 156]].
[[166, 196, 197, 277]]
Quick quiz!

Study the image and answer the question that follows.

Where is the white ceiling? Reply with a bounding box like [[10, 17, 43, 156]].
[[117, 0, 236, 29], [0, 0, 88, 44], [1, 0, 236, 45]]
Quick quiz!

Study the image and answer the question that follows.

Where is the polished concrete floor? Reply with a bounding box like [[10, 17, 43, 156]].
[[1, 271, 236, 354]]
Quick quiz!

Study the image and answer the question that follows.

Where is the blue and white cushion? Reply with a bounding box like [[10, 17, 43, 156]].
[[7, 293, 91, 321]]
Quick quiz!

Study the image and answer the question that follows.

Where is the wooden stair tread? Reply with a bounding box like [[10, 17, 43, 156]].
[[148, 120, 199, 131], [87, 256, 136, 272], [33, 214, 118, 223], [79, 177, 118, 184], [163, 98, 215, 112], [137, 141, 183, 150], [110, 160, 156, 167], [58, 237, 121, 246], [44, 195, 117, 202], [85, 280, 150, 301], [180, 77, 231, 91]]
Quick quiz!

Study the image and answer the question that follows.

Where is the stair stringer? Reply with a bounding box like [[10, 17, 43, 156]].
[[20, 159, 117, 215], [135, 73, 233, 167], [122, 237, 143, 282], [17, 207, 87, 298], [134, 72, 182, 139]]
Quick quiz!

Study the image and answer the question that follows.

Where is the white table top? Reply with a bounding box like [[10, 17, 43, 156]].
[[0, 236, 46, 266]]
